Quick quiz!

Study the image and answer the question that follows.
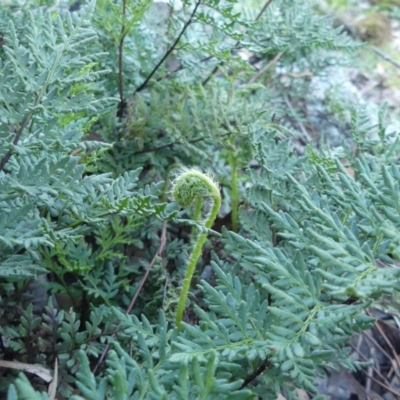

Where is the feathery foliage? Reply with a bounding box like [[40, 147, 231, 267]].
[[1, 0, 399, 399]]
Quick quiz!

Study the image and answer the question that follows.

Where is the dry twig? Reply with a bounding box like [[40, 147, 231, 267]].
[[92, 221, 168, 374]]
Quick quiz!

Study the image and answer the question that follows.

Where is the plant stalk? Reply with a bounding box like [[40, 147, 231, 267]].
[[176, 196, 220, 329]]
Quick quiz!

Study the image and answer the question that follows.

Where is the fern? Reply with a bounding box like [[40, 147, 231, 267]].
[[2, 0, 400, 399]]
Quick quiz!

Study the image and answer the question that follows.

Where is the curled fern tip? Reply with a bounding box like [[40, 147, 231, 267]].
[[172, 168, 221, 330], [172, 169, 220, 208]]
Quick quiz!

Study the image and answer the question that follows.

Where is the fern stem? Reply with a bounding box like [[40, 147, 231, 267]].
[[191, 196, 203, 237], [173, 169, 221, 330], [230, 154, 239, 232]]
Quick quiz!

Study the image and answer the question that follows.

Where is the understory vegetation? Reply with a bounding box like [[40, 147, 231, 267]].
[[1, 0, 400, 399]]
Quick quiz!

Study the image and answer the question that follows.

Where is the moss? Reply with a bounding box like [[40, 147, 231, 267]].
[[355, 13, 392, 46]]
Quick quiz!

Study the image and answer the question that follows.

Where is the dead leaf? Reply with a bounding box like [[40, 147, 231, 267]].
[[0, 360, 52, 383], [48, 358, 58, 400]]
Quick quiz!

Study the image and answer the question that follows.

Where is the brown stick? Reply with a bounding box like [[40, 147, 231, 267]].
[[92, 221, 168, 374], [117, 0, 128, 118], [246, 51, 284, 85], [368, 312, 400, 378], [202, 0, 275, 86], [239, 356, 271, 389], [255, 0, 273, 22], [349, 341, 397, 393], [134, 0, 202, 94], [0, 112, 33, 172]]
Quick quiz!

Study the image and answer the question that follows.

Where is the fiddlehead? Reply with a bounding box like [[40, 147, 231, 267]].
[[172, 169, 221, 329]]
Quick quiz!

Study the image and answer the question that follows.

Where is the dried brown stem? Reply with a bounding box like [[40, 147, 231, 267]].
[[367, 311, 400, 376], [202, 0, 274, 86], [134, 0, 202, 94], [246, 50, 284, 85], [239, 356, 271, 389], [117, 0, 127, 117], [349, 342, 393, 389], [0, 112, 33, 172], [255, 0, 273, 22], [371, 46, 400, 70], [92, 221, 168, 374]]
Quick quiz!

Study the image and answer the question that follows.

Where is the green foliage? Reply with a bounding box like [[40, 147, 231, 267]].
[[1, 0, 400, 399], [0, 1, 167, 278]]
